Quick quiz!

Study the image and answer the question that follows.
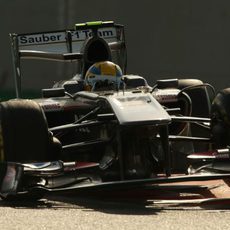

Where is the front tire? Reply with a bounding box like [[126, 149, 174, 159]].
[[0, 99, 61, 201], [0, 99, 60, 162]]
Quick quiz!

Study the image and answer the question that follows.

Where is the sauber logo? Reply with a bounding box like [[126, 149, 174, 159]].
[[19, 33, 64, 45], [18, 28, 116, 46]]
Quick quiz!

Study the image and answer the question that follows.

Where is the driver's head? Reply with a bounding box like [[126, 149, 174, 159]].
[[85, 61, 123, 91]]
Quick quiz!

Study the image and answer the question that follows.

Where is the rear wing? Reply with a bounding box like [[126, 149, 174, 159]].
[[9, 21, 127, 98]]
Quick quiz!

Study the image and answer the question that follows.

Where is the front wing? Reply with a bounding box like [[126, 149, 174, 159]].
[[1, 161, 230, 200]]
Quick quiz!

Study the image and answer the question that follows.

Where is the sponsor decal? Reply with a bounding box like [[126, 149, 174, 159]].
[[153, 89, 179, 103], [18, 27, 116, 46], [115, 95, 152, 108], [41, 101, 61, 112], [216, 153, 230, 159], [71, 28, 115, 40], [19, 32, 66, 46], [155, 94, 178, 103]]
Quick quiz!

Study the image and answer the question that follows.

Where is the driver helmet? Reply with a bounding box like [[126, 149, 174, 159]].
[[85, 61, 123, 91]]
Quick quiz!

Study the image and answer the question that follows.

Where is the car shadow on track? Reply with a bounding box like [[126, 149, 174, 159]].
[[0, 191, 163, 215], [1, 189, 230, 213]]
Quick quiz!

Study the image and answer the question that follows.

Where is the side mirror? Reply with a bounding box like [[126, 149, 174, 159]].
[[42, 88, 65, 98]]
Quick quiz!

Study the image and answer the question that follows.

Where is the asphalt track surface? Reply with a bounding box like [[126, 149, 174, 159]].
[[1, 193, 230, 230]]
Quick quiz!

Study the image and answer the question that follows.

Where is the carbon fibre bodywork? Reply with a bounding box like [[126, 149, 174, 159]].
[[1, 21, 230, 201]]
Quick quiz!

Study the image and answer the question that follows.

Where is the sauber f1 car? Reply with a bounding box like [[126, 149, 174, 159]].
[[1, 21, 230, 202]]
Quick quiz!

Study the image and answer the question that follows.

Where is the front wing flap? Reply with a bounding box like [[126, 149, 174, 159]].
[[29, 173, 230, 193]]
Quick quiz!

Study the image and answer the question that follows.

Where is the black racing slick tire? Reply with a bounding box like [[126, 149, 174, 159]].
[[0, 99, 60, 163], [211, 88, 230, 148]]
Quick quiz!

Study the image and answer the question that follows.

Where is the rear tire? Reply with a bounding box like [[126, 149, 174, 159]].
[[211, 88, 230, 148]]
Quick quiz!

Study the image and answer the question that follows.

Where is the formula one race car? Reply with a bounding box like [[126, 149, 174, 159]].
[[1, 21, 230, 202]]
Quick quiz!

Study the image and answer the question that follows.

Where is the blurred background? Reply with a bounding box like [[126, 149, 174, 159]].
[[1, 0, 230, 98]]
